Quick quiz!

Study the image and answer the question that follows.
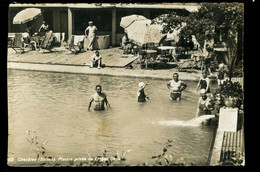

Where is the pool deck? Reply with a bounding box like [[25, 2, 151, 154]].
[[7, 47, 203, 81]]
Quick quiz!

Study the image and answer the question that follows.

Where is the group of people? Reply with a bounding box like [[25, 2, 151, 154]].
[[21, 20, 50, 50], [88, 69, 227, 120]]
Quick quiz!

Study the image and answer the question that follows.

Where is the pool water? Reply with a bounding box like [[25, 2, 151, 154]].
[[8, 69, 216, 166]]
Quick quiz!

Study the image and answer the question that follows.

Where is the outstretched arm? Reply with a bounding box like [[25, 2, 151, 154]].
[[88, 98, 94, 111], [104, 96, 111, 109], [85, 27, 89, 37], [196, 79, 201, 91], [180, 82, 187, 92], [205, 78, 210, 92], [38, 25, 43, 32], [195, 98, 201, 118], [167, 82, 171, 90]]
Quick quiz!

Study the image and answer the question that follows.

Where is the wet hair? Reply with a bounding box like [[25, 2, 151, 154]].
[[95, 84, 102, 90]]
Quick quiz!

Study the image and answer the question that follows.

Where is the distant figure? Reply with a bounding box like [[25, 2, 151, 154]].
[[121, 33, 133, 54], [85, 21, 97, 51], [167, 73, 187, 101], [137, 82, 149, 102], [217, 63, 226, 86], [121, 33, 128, 48], [203, 34, 214, 75], [22, 28, 37, 50], [38, 21, 49, 36], [196, 89, 214, 117], [196, 71, 211, 93], [90, 50, 102, 69], [88, 85, 111, 111]]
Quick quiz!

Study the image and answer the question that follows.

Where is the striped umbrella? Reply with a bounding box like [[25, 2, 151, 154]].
[[13, 8, 42, 24]]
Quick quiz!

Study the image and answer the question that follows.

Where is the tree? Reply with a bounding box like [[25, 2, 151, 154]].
[[155, 3, 243, 79]]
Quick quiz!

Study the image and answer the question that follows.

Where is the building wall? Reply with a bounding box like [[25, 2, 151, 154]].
[[8, 6, 191, 45]]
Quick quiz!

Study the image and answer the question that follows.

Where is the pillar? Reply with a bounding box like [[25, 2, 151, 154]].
[[53, 9, 60, 32], [68, 8, 73, 39], [112, 7, 116, 46]]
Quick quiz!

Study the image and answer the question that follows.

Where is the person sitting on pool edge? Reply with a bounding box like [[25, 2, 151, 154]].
[[90, 50, 102, 69], [137, 82, 149, 102], [88, 85, 111, 111], [167, 73, 187, 101]]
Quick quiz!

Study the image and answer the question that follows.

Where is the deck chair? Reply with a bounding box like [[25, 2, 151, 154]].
[[39, 31, 55, 52], [12, 33, 24, 53]]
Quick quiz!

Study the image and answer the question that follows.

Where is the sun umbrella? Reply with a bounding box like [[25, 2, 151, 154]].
[[13, 8, 42, 24], [124, 20, 166, 46], [120, 14, 147, 28]]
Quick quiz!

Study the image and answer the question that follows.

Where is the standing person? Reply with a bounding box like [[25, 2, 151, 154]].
[[85, 21, 97, 51], [167, 73, 187, 101], [137, 82, 149, 102], [195, 89, 214, 117], [38, 21, 49, 36], [88, 85, 111, 111], [90, 50, 102, 69], [217, 63, 226, 87], [196, 71, 211, 93]]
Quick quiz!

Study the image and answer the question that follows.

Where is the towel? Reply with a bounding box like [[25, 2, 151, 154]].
[[53, 33, 61, 42], [74, 35, 84, 45]]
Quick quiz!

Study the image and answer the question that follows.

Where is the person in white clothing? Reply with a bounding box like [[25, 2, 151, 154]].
[[85, 21, 97, 51], [90, 50, 102, 69], [167, 73, 187, 101]]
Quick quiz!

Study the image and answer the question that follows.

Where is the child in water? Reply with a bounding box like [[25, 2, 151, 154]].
[[137, 82, 149, 102]]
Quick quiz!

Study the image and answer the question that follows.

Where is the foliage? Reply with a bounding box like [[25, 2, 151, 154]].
[[151, 139, 191, 166], [225, 46, 243, 80], [220, 151, 244, 166], [26, 131, 129, 167], [216, 80, 243, 108], [154, 3, 243, 54]]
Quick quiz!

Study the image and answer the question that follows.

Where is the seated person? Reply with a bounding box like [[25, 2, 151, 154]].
[[90, 50, 102, 69], [121, 33, 132, 54], [22, 28, 37, 50]]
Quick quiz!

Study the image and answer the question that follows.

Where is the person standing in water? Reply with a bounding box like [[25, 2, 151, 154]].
[[167, 73, 187, 101], [195, 89, 214, 117], [137, 82, 149, 102], [88, 85, 111, 111], [196, 71, 211, 93]]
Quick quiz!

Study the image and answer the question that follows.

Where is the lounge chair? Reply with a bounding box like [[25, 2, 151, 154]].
[[39, 31, 55, 52], [12, 33, 24, 53]]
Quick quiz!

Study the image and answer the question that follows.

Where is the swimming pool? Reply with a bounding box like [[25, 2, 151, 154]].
[[7, 69, 216, 166]]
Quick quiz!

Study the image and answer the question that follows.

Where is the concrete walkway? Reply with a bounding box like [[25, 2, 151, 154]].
[[7, 47, 203, 81]]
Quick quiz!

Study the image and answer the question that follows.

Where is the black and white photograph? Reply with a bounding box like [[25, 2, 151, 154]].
[[6, 2, 246, 167]]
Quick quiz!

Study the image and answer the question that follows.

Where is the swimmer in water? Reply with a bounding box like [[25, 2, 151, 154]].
[[195, 89, 214, 117], [167, 73, 187, 101], [137, 82, 149, 102], [196, 71, 210, 93], [88, 85, 111, 111]]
